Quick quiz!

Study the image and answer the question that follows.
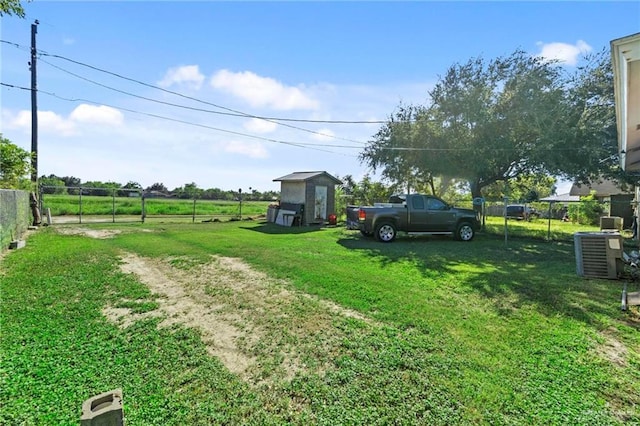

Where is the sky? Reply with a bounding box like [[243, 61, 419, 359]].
[[1, 1, 639, 193]]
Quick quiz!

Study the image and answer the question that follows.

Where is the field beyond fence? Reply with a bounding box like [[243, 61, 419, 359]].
[[40, 191, 272, 224]]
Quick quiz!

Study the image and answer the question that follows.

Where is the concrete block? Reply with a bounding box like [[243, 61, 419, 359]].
[[9, 240, 25, 250], [80, 389, 124, 426]]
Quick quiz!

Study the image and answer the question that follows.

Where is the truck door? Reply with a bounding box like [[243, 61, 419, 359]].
[[424, 197, 456, 231], [407, 195, 430, 231]]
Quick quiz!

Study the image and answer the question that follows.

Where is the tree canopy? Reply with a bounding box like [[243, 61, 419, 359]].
[[0, 0, 26, 17], [543, 50, 623, 185], [361, 49, 623, 199]]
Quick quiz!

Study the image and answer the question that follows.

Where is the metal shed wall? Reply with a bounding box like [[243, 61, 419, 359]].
[[280, 182, 306, 204]]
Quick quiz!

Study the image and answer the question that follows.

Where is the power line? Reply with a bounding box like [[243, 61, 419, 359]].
[[37, 57, 367, 146], [1, 40, 387, 125], [2, 80, 587, 154], [0, 81, 360, 156], [42, 51, 388, 124]]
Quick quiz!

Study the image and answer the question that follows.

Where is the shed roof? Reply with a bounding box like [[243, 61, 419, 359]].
[[569, 179, 633, 196], [539, 193, 580, 203], [273, 171, 342, 184]]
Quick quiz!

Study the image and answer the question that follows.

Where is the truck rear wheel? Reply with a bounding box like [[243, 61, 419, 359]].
[[375, 222, 397, 242], [456, 222, 475, 241]]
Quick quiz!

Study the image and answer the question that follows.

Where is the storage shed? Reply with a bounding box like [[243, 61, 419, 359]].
[[570, 180, 635, 228], [273, 171, 342, 225]]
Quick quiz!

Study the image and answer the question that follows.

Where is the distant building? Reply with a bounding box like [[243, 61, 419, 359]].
[[273, 171, 342, 225], [144, 190, 173, 199], [570, 180, 634, 227]]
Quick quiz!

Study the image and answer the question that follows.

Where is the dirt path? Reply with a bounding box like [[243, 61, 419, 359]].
[[104, 251, 373, 385]]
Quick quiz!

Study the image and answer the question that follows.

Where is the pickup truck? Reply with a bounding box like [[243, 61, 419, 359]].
[[347, 194, 480, 242]]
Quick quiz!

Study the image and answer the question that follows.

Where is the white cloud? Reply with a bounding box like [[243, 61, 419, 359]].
[[210, 69, 319, 111], [243, 118, 278, 134], [535, 40, 592, 66], [62, 37, 75, 45], [158, 65, 205, 89], [223, 140, 269, 159], [39, 111, 79, 135], [69, 104, 124, 126], [2, 109, 77, 136]]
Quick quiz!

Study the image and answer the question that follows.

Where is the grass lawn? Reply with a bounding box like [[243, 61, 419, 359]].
[[1, 220, 638, 425]]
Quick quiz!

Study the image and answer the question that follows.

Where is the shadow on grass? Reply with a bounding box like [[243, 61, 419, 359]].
[[241, 221, 325, 235], [338, 230, 630, 328]]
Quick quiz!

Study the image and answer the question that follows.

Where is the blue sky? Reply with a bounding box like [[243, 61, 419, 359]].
[[2, 1, 639, 192]]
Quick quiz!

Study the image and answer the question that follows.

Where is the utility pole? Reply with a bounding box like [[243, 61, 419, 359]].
[[29, 20, 42, 226], [30, 20, 39, 183]]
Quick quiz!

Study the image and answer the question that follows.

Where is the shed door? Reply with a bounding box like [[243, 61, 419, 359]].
[[315, 186, 327, 220]]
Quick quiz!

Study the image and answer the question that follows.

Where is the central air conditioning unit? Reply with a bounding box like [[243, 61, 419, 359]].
[[600, 216, 623, 232], [574, 232, 623, 279]]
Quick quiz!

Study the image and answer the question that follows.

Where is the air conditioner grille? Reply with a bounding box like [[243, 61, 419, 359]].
[[580, 237, 608, 277], [574, 232, 623, 279]]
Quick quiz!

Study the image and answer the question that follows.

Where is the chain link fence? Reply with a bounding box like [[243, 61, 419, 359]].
[[39, 187, 269, 225]]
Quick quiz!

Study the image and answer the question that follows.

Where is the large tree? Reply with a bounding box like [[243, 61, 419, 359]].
[[362, 50, 568, 199], [543, 49, 624, 186], [481, 172, 556, 203]]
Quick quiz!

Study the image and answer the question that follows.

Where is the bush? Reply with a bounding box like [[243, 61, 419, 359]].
[[567, 191, 605, 226]]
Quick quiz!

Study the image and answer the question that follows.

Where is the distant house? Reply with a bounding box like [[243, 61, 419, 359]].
[[273, 171, 342, 225], [570, 180, 634, 227], [144, 190, 173, 199]]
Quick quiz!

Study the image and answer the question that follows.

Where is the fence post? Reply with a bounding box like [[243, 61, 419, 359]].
[[193, 199, 196, 223], [503, 196, 508, 246], [547, 202, 553, 241], [112, 189, 116, 223], [79, 188, 83, 224], [141, 193, 146, 223]]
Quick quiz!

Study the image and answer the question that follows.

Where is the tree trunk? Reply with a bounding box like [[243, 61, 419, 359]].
[[428, 176, 436, 197], [469, 180, 483, 199], [29, 192, 41, 226], [469, 180, 483, 222]]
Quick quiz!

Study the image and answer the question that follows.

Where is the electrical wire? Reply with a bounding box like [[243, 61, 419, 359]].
[[2, 79, 588, 154], [0, 40, 383, 125], [2, 40, 587, 154], [40, 51, 387, 124], [0, 82, 360, 156], [38, 57, 367, 146], [2, 38, 388, 147]]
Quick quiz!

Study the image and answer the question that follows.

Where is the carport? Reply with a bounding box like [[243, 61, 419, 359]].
[[539, 193, 580, 240]]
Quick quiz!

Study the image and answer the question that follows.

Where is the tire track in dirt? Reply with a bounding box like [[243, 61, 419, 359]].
[[104, 252, 374, 385]]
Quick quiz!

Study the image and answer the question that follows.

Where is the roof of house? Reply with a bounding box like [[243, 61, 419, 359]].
[[273, 171, 342, 184], [539, 193, 581, 203], [569, 179, 633, 196]]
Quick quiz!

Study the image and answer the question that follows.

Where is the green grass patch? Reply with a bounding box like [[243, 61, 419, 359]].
[[1, 221, 638, 424]]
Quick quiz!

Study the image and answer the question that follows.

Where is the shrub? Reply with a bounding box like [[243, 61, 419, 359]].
[[568, 191, 605, 225]]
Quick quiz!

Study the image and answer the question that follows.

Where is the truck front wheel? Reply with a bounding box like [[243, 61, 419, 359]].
[[456, 222, 475, 241], [375, 222, 397, 242]]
